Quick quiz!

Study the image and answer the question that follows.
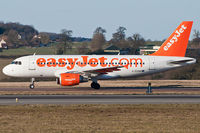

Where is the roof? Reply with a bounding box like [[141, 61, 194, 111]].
[[0, 39, 6, 44], [105, 44, 120, 50]]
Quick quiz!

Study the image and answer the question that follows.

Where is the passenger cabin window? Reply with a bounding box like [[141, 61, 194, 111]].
[[11, 61, 22, 65]]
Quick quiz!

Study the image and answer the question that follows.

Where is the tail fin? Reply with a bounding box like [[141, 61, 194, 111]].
[[150, 21, 193, 57]]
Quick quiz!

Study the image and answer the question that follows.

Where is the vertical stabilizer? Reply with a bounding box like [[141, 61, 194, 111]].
[[150, 21, 193, 57]]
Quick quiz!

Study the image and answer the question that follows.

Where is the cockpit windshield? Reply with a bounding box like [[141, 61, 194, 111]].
[[11, 61, 22, 65]]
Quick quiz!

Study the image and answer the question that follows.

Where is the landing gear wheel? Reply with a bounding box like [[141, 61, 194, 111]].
[[91, 82, 100, 89], [29, 78, 35, 89], [91, 82, 95, 88], [29, 84, 35, 89]]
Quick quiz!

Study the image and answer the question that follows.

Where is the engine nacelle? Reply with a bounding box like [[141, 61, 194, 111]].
[[58, 73, 88, 86]]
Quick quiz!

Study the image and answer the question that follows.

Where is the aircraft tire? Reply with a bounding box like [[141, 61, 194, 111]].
[[91, 82, 100, 89], [29, 84, 35, 89]]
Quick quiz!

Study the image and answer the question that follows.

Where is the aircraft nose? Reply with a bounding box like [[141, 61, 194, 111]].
[[2, 65, 12, 76]]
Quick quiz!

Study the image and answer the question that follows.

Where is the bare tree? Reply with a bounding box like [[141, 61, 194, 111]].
[[128, 33, 145, 54], [110, 26, 129, 49], [40, 33, 50, 44], [60, 29, 73, 54], [112, 26, 127, 42], [94, 27, 106, 34], [193, 29, 200, 39], [191, 29, 200, 48], [7, 29, 20, 47], [90, 27, 106, 52]]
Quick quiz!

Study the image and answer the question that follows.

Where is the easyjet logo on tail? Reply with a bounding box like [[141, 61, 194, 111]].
[[150, 21, 193, 57], [164, 25, 187, 51], [36, 56, 143, 70]]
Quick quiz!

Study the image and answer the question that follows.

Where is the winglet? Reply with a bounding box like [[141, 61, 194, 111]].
[[150, 21, 193, 57]]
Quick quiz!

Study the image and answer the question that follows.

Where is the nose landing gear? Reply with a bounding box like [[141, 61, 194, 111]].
[[29, 78, 35, 89]]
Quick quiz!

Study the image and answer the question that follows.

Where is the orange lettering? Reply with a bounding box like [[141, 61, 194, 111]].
[[111, 58, 119, 67], [67, 58, 78, 70], [130, 58, 143, 67], [89, 58, 98, 67], [58, 58, 66, 67], [36, 58, 46, 67], [99, 57, 107, 67], [47, 58, 57, 67], [119, 58, 129, 69], [77, 56, 88, 67]]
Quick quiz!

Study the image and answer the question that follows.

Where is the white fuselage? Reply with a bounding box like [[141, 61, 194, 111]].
[[2, 55, 196, 79]]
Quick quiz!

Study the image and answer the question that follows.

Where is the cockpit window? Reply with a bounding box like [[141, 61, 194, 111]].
[[11, 61, 22, 65]]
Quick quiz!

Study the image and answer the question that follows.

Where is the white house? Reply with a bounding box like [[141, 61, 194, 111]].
[[139, 44, 161, 55], [0, 39, 7, 48]]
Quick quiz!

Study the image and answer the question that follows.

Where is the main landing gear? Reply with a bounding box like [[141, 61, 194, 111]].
[[91, 82, 100, 89], [29, 78, 35, 89]]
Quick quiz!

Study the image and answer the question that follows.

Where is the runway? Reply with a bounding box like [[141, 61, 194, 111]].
[[1, 95, 200, 105]]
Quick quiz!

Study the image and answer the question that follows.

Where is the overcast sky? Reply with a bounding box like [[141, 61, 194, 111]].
[[1, 0, 200, 40]]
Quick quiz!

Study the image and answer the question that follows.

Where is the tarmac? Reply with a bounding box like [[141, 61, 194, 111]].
[[1, 95, 200, 105]]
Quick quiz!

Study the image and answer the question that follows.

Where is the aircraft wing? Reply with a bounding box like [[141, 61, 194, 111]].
[[54, 66, 124, 78], [83, 66, 123, 75]]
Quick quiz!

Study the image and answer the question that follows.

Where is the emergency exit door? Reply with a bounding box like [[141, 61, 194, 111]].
[[149, 57, 155, 70]]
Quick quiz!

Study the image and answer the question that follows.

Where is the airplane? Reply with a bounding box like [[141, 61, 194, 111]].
[[2, 21, 196, 89]]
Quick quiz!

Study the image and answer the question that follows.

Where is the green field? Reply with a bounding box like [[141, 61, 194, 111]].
[[0, 41, 92, 56], [0, 47, 55, 56], [0, 104, 200, 133], [0, 46, 83, 56]]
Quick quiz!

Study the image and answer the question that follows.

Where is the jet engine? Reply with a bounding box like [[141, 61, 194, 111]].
[[58, 73, 88, 86]]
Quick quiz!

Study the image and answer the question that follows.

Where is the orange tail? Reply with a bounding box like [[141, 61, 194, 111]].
[[150, 21, 193, 57]]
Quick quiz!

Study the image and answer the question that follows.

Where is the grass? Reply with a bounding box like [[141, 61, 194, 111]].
[[0, 46, 55, 56], [0, 45, 85, 56], [0, 104, 200, 133]]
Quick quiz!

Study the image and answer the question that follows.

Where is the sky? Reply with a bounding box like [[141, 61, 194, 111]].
[[0, 0, 200, 40]]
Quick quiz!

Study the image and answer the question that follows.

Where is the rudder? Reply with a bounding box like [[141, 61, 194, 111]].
[[150, 21, 193, 57]]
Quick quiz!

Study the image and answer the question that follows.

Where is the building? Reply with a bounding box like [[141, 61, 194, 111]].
[[139, 44, 160, 55], [104, 45, 120, 54], [104, 44, 130, 55], [0, 39, 7, 49]]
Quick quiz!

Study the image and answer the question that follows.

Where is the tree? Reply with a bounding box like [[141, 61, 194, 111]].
[[60, 29, 73, 54], [90, 27, 106, 52], [128, 33, 145, 54], [0, 27, 5, 35], [112, 26, 127, 42], [0, 22, 38, 47], [191, 29, 200, 48], [193, 29, 200, 39], [94, 27, 106, 34], [7, 30, 20, 47], [110, 26, 129, 49], [56, 46, 64, 55], [40, 33, 50, 44]]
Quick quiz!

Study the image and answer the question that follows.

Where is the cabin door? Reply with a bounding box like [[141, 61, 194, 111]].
[[29, 56, 36, 70]]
